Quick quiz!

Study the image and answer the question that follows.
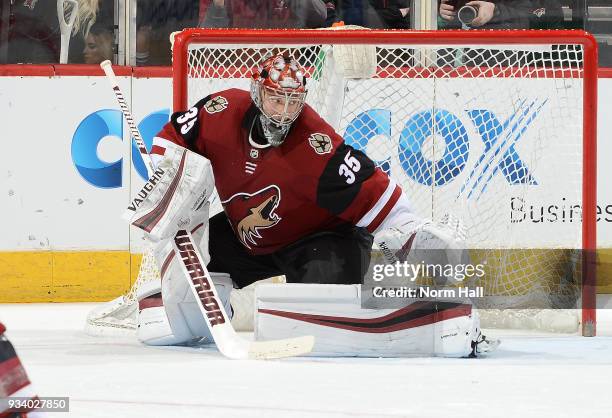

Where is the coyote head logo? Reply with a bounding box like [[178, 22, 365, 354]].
[[221, 185, 281, 248]]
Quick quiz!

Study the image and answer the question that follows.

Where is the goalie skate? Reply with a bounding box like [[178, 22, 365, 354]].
[[471, 332, 501, 357]]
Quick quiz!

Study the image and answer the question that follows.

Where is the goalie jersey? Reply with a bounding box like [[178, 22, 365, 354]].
[[153, 88, 404, 255]]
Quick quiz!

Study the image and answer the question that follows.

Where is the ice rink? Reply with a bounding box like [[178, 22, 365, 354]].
[[2, 303, 612, 418]]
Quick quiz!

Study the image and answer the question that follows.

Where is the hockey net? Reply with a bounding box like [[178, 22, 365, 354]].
[[86, 29, 597, 336]]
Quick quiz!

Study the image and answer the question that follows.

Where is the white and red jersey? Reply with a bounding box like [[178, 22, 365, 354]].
[[153, 88, 410, 255], [0, 322, 39, 417]]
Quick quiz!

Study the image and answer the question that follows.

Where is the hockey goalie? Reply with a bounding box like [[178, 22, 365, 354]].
[[126, 53, 498, 357]]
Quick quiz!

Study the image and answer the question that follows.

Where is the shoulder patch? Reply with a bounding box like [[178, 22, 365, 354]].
[[308, 133, 333, 155], [205, 96, 229, 114]]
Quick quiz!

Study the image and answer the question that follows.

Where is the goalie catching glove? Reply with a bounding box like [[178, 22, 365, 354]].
[[123, 145, 214, 242], [374, 214, 470, 285]]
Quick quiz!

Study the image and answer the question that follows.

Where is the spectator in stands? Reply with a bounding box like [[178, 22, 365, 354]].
[[323, 1, 340, 26], [332, 0, 366, 26], [200, 0, 327, 29], [329, 0, 560, 30], [73, 0, 111, 37], [136, 0, 200, 65], [5, 0, 61, 63], [82, 23, 113, 64], [438, 0, 532, 29], [62, 1, 114, 64], [323, 1, 410, 29], [368, 0, 411, 29], [2, 0, 113, 64], [527, 0, 564, 29], [438, 0, 536, 67]]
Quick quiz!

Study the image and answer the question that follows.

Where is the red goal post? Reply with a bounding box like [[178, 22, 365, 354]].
[[171, 29, 598, 336]]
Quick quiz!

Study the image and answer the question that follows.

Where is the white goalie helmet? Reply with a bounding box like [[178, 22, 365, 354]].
[[250, 53, 308, 146]]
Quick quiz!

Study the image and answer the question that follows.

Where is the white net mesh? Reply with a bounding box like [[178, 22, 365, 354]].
[[85, 249, 158, 335]]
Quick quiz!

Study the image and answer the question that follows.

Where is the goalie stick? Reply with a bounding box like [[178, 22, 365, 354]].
[[99, 60, 314, 359]]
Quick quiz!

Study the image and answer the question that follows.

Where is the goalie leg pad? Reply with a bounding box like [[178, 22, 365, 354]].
[[138, 225, 222, 347], [137, 294, 181, 346], [255, 284, 480, 357], [136, 278, 183, 346], [163, 257, 233, 345], [137, 271, 233, 346]]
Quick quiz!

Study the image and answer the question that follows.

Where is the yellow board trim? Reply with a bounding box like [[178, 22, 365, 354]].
[[0, 251, 143, 303], [0, 250, 611, 302]]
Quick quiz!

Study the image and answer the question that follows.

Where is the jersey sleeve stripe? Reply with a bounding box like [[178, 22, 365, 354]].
[[356, 179, 397, 228], [365, 185, 402, 233]]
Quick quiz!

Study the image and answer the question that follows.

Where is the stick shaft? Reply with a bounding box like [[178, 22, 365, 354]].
[[100, 60, 156, 176]]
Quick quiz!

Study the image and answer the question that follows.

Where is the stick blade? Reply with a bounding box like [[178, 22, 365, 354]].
[[248, 336, 315, 360]]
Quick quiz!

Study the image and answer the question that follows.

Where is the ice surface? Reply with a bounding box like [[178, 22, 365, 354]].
[[1, 303, 612, 418]]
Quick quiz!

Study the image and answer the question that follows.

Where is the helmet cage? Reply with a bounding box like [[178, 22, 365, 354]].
[[258, 85, 307, 127]]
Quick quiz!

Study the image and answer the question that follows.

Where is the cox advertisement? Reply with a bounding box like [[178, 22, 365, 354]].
[[332, 77, 588, 248]]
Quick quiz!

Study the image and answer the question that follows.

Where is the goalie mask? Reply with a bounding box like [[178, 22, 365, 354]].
[[250, 53, 307, 147]]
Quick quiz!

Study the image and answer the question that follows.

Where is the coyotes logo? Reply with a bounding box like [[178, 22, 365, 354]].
[[221, 185, 282, 249], [204, 96, 228, 114], [308, 133, 333, 155]]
